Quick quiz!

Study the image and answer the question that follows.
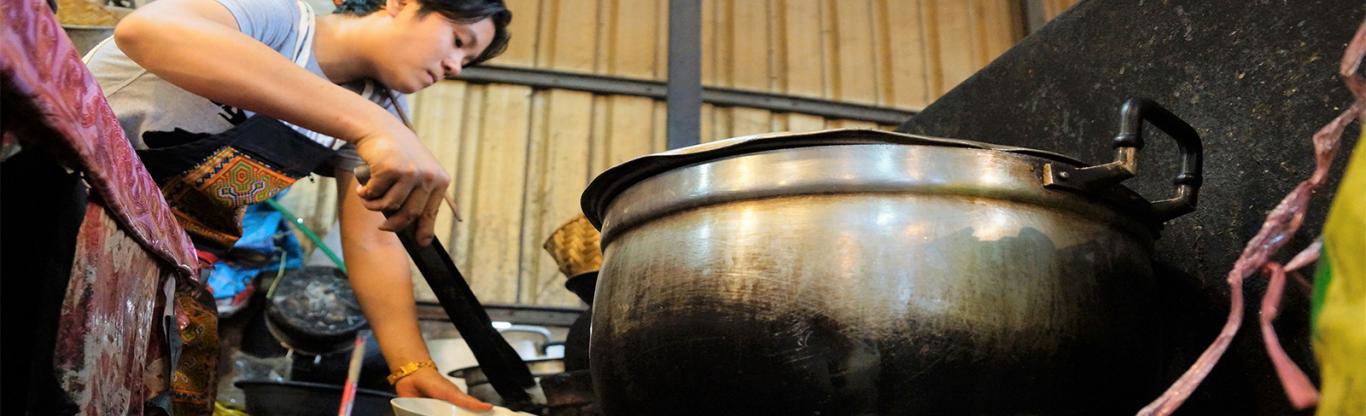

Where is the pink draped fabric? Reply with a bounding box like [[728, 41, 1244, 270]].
[[2, 0, 199, 412], [54, 203, 177, 415], [0, 0, 196, 274]]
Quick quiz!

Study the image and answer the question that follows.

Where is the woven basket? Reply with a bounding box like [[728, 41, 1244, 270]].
[[543, 214, 602, 279]]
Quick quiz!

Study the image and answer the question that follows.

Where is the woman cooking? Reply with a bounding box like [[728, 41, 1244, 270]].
[[84, 0, 510, 413]]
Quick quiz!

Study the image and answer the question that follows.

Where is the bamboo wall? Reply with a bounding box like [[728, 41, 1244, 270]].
[[497, 0, 1024, 109], [282, 0, 1036, 306]]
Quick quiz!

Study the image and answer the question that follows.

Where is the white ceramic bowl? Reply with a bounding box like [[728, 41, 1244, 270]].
[[391, 398, 532, 416], [391, 397, 467, 416]]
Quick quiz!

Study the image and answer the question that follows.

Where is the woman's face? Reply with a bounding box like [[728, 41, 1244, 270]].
[[377, 0, 496, 93]]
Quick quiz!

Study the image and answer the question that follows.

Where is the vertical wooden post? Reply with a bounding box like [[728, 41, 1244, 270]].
[[667, 0, 702, 149]]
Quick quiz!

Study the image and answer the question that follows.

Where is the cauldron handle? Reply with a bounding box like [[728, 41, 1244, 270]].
[[1043, 98, 1204, 222]]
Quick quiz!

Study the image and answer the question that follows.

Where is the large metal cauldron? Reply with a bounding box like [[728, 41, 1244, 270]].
[[580, 99, 1203, 415]]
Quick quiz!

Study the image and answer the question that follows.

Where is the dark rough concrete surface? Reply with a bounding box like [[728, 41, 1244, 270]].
[[898, 0, 1363, 414]]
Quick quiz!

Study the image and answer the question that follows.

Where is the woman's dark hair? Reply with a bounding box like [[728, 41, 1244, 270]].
[[335, 0, 511, 67]]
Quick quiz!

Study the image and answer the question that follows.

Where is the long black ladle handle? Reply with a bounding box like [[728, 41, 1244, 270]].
[[353, 165, 536, 406]]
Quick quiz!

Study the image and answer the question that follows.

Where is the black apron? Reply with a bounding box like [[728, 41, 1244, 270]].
[[138, 115, 338, 255], [136, 114, 341, 415]]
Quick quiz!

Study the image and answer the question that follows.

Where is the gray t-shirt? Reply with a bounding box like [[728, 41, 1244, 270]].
[[86, 0, 404, 173]]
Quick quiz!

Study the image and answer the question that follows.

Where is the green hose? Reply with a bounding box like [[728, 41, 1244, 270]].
[[264, 198, 347, 274]]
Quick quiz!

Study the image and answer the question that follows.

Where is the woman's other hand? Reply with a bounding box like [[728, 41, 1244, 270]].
[[393, 367, 494, 412]]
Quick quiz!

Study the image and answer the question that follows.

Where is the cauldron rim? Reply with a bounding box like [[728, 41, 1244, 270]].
[[581, 128, 1114, 230]]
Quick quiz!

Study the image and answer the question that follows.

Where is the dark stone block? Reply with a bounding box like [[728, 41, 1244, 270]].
[[898, 1, 1362, 414]]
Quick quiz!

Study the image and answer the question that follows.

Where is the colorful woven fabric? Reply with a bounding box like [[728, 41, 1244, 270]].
[[172, 280, 221, 416], [193, 147, 297, 206], [162, 147, 300, 250]]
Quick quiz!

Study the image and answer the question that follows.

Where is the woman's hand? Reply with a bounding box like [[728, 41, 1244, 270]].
[[352, 125, 450, 245], [394, 367, 494, 412]]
